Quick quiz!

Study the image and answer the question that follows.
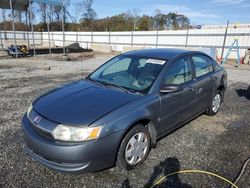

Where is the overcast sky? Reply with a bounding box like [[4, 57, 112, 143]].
[[75, 0, 250, 25]]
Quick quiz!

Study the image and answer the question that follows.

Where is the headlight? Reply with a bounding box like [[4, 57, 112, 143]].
[[27, 104, 33, 116], [52, 124, 102, 142]]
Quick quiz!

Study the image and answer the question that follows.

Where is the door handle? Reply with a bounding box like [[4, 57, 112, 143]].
[[197, 88, 203, 94], [210, 76, 217, 81], [187, 86, 195, 91]]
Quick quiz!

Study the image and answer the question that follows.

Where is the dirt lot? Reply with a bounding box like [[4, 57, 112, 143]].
[[0, 54, 250, 188]]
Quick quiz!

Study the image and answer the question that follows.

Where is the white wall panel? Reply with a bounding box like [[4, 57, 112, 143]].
[[1, 27, 249, 59]]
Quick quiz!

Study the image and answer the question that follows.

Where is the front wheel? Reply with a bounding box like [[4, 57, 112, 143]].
[[206, 92, 222, 116], [117, 124, 151, 170]]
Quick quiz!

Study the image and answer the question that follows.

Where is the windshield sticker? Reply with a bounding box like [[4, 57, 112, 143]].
[[146, 59, 166, 65]]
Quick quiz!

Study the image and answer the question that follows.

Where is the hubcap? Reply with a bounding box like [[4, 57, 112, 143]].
[[212, 93, 221, 113], [125, 132, 149, 165]]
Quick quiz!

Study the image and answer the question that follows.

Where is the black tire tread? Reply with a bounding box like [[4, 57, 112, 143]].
[[117, 124, 151, 171], [206, 91, 221, 116]]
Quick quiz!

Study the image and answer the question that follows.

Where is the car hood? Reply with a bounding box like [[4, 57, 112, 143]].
[[33, 80, 139, 126]]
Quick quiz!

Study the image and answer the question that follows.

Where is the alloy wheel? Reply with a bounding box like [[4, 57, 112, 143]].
[[125, 132, 149, 165], [212, 93, 221, 113]]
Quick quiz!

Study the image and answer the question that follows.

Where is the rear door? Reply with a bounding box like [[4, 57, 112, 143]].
[[190, 54, 215, 113], [159, 56, 197, 133]]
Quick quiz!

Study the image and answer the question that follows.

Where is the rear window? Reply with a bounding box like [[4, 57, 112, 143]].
[[192, 55, 213, 77], [212, 59, 223, 71]]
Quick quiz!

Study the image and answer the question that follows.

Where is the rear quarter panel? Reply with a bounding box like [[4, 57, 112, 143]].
[[214, 66, 227, 100]]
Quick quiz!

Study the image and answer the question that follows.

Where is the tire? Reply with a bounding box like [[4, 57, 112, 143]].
[[206, 91, 222, 116], [117, 124, 151, 171]]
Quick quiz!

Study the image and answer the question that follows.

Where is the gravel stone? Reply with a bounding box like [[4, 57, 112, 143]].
[[0, 55, 249, 188]]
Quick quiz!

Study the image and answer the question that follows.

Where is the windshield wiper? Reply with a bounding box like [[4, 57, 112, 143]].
[[86, 78, 137, 94], [86, 77, 104, 87], [104, 83, 135, 94]]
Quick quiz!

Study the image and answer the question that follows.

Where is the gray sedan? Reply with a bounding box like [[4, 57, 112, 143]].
[[22, 48, 227, 173]]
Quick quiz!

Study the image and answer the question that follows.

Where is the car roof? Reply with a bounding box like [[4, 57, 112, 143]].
[[122, 48, 188, 60]]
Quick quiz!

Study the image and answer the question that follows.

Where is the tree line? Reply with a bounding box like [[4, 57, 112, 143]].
[[0, 0, 192, 32]]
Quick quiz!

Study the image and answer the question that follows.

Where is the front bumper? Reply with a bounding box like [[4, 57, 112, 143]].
[[22, 115, 125, 173]]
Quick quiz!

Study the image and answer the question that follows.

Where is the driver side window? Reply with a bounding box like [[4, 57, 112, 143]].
[[164, 57, 192, 85]]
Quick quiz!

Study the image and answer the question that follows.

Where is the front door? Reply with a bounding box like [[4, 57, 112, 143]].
[[159, 56, 197, 134]]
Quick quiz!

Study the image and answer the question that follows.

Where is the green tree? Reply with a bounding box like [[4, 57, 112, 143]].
[[166, 12, 190, 30], [153, 9, 167, 30], [127, 8, 141, 31], [109, 14, 130, 31], [138, 15, 152, 31], [81, 0, 97, 30]]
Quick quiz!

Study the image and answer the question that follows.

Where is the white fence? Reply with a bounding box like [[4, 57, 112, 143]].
[[1, 26, 250, 58]]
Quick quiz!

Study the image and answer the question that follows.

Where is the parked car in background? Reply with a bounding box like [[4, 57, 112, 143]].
[[22, 48, 227, 173]]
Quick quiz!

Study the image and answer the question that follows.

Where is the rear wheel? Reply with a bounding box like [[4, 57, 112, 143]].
[[206, 91, 222, 116], [117, 124, 151, 170]]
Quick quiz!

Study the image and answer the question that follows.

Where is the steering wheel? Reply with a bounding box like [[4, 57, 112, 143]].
[[139, 75, 155, 86], [112, 74, 130, 84]]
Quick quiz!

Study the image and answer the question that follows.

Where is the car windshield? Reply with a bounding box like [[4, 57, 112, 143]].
[[89, 55, 167, 93]]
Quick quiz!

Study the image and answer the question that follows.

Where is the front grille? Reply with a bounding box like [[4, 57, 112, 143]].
[[30, 122, 54, 140], [28, 109, 55, 140]]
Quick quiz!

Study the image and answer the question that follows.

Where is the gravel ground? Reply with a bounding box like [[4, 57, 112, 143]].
[[0, 55, 250, 188]]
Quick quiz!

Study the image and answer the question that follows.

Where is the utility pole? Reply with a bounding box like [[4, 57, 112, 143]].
[[2, 9, 7, 40], [29, 0, 36, 56], [185, 29, 189, 48], [46, 4, 51, 55], [221, 20, 229, 61], [0, 28, 3, 51], [61, 0, 66, 56], [9, 0, 18, 58], [0, 10, 3, 50], [25, 11, 30, 50]]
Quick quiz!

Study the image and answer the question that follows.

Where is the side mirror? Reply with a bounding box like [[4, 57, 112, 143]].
[[160, 84, 183, 94]]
